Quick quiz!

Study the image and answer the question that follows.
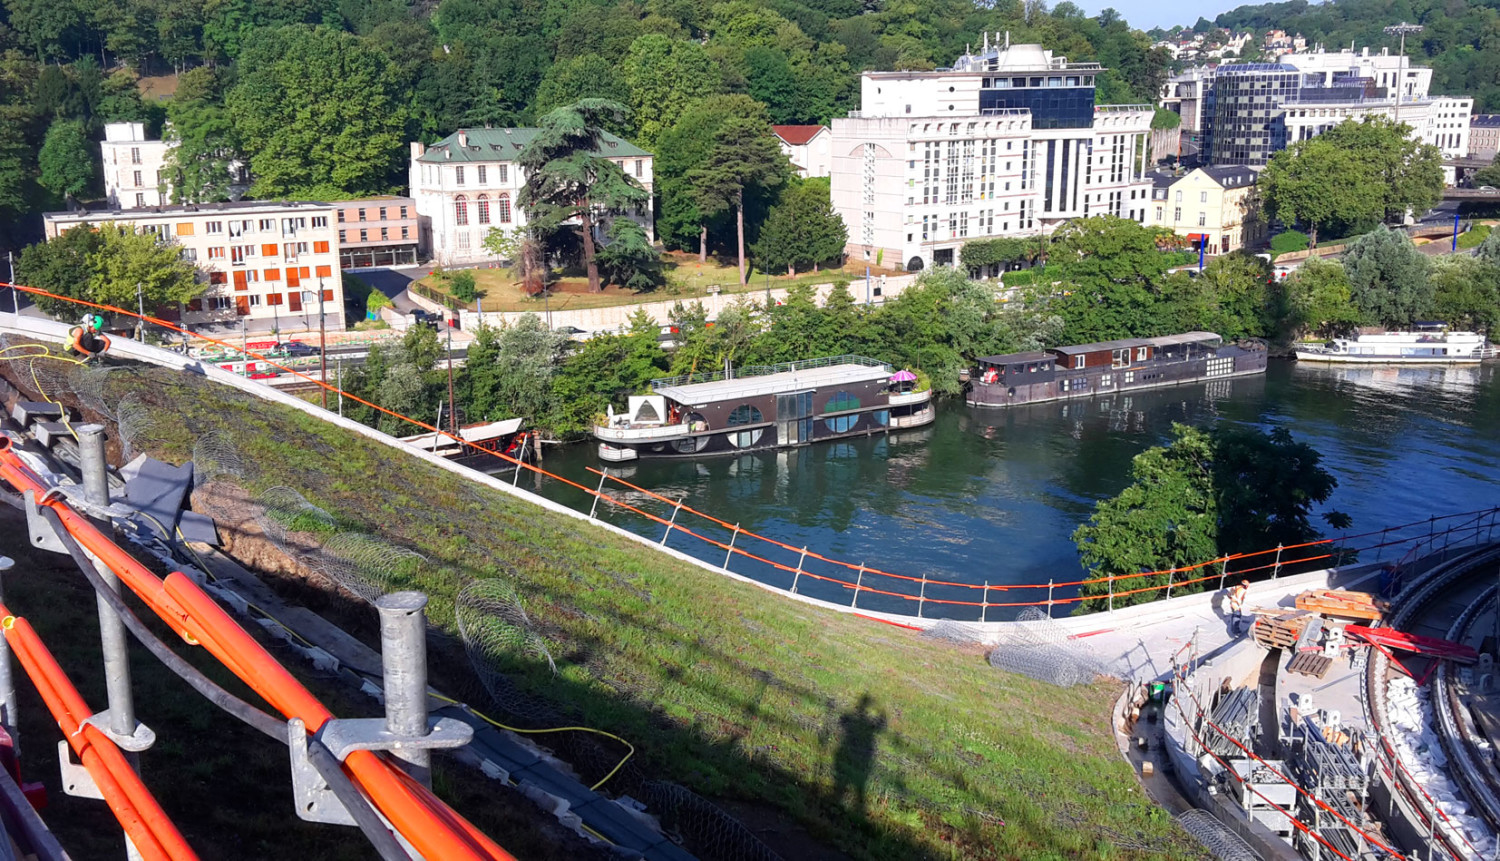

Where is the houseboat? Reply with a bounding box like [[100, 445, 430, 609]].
[[963, 332, 1267, 408], [594, 355, 935, 462], [401, 419, 534, 471], [1293, 331, 1491, 364]]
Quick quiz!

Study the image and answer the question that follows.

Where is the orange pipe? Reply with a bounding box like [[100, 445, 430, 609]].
[[0, 445, 513, 860], [0, 612, 196, 860]]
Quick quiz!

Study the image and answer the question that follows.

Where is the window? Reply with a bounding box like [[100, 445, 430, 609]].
[[1200, 191, 1208, 203], [180, 248, 197, 262], [380, 227, 389, 240], [131, 147, 141, 165], [312, 216, 327, 228], [247, 295, 261, 307], [267, 292, 283, 306], [1198, 212, 1206, 227], [313, 241, 330, 253], [206, 221, 223, 234], [824, 392, 860, 413], [379, 207, 387, 220], [497, 194, 511, 223], [359, 229, 368, 242], [208, 272, 227, 285], [454, 195, 468, 226], [401, 226, 409, 239], [1073, 355, 1084, 369], [1136, 347, 1147, 361], [727, 405, 763, 426], [358, 209, 367, 221], [1175, 190, 1182, 202], [477, 166, 486, 185], [208, 247, 225, 260], [338, 230, 346, 243], [135, 193, 145, 206], [477, 195, 490, 225], [634, 159, 643, 178], [259, 219, 275, 232], [824, 415, 858, 433], [133, 170, 143, 187], [455, 166, 465, 186], [498, 164, 508, 183], [1174, 207, 1181, 222], [399, 206, 408, 218], [264, 268, 280, 281], [337, 210, 345, 223]]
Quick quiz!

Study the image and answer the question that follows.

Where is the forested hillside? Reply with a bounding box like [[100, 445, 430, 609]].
[[1203, 0, 1500, 111], [0, 0, 1170, 251]]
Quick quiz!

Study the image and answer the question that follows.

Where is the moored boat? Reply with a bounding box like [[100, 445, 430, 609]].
[[401, 418, 535, 471], [964, 332, 1267, 408], [593, 355, 935, 461], [1293, 330, 1491, 364]]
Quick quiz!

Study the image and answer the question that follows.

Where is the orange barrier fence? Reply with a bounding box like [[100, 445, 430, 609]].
[[0, 439, 515, 861], [5, 282, 1500, 622], [0, 608, 195, 861]]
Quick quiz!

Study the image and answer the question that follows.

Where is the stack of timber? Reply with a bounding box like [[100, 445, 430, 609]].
[[1251, 610, 1312, 650], [1294, 589, 1387, 622], [1287, 651, 1334, 679]]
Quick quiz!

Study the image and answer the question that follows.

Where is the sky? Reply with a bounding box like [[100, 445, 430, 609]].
[[1073, 0, 1246, 32]]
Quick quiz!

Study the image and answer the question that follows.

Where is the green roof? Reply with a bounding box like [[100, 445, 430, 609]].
[[417, 128, 651, 163]]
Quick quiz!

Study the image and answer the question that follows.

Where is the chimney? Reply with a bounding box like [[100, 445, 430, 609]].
[[410, 141, 426, 159], [457, 129, 468, 148]]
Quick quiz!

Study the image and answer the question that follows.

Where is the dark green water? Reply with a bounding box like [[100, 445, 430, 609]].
[[529, 360, 1500, 616]]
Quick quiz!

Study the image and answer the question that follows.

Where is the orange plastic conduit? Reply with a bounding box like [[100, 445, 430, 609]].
[[0, 610, 195, 861], [0, 443, 514, 861]]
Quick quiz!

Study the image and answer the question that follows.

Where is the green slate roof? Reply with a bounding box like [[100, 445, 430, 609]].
[[417, 128, 652, 163]]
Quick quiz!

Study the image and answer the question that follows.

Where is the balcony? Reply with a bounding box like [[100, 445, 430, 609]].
[[887, 389, 932, 407], [891, 406, 936, 428]]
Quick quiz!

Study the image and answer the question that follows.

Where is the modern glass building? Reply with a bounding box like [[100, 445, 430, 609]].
[[1203, 64, 1301, 167]]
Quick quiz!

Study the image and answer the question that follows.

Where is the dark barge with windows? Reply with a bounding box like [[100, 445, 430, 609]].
[[594, 355, 935, 461], [963, 332, 1267, 408]]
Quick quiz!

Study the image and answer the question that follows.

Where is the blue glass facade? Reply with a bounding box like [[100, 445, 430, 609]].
[[978, 87, 1095, 129]]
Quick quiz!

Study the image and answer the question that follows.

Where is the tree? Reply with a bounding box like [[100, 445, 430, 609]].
[[1341, 226, 1432, 329], [687, 116, 790, 286], [1074, 424, 1345, 608], [463, 315, 566, 422], [621, 34, 720, 148], [959, 237, 1029, 276], [1259, 138, 1380, 247], [548, 323, 667, 436], [227, 25, 408, 197], [1430, 255, 1500, 333], [1317, 117, 1444, 223], [517, 99, 649, 293], [1281, 258, 1362, 340], [1471, 161, 1500, 189], [18, 223, 203, 319], [530, 54, 634, 134], [656, 94, 770, 259], [37, 119, 94, 205], [750, 178, 847, 275], [163, 68, 242, 204], [450, 271, 477, 303], [595, 218, 664, 290], [1045, 216, 1177, 343], [1168, 252, 1272, 341]]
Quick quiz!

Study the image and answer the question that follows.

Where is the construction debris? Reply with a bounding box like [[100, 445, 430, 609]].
[[1295, 589, 1388, 622], [1251, 610, 1311, 650]]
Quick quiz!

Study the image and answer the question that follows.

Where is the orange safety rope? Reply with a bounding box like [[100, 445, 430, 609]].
[[4, 281, 1497, 614], [0, 609, 196, 860], [0, 441, 514, 861]]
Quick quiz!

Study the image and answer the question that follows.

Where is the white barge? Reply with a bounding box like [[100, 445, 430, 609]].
[[1294, 331, 1492, 365]]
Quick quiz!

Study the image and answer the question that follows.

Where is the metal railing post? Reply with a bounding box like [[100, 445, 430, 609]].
[[790, 547, 807, 594], [377, 592, 432, 786], [1219, 557, 1230, 591], [981, 581, 990, 623], [1108, 574, 1114, 613], [723, 524, 740, 571], [1165, 568, 1174, 599], [1046, 579, 1054, 618], [0, 556, 13, 747], [1272, 544, 1284, 579], [660, 501, 682, 545], [851, 565, 865, 609], [1376, 527, 1388, 562], [587, 469, 609, 520], [917, 574, 927, 618], [78, 424, 141, 763]]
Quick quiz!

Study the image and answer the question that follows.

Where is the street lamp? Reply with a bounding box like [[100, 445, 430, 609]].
[[1384, 22, 1423, 128]]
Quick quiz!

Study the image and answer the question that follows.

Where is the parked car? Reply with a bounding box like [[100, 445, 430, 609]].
[[278, 341, 321, 356], [1480, 186, 1497, 193]]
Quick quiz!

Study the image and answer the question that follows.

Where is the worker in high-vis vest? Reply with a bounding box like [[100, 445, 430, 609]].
[[67, 314, 111, 360], [1227, 579, 1249, 635]]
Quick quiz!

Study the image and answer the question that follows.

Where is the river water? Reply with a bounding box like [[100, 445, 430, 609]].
[[531, 360, 1500, 616]]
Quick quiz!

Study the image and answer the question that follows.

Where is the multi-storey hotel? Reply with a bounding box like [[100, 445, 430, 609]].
[[43, 201, 345, 331], [409, 129, 655, 266], [829, 40, 1154, 272]]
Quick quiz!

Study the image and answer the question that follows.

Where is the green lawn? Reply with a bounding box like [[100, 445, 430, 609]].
[[416, 253, 904, 314], [78, 362, 1200, 860]]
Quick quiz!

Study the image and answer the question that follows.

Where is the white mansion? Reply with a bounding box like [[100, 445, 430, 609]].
[[830, 40, 1155, 273], [409, 129, 655, 266]]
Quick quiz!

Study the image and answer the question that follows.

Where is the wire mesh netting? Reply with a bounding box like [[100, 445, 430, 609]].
[[254, 486, 336, 553], [116, 392, 166, 461], [455, 579, 564, 724], [639, 781, 783, 861], [192, 430, 246, 487], [70, 364, 127, 421], [1176, 809, 1261, 861], [986, 607, 1102, 688], [306, 532, 427, 604], [920, 620, 987, 645]]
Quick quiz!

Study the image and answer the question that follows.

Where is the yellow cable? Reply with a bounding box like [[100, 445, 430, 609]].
[[428, 691, 636, 792], [0, 344, 86, 441]]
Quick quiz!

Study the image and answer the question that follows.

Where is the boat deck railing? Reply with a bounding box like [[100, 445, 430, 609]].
[[650, 355, 889, 390]]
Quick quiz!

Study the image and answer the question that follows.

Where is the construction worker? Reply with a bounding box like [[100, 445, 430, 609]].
[[67, 314, 110, 360], [1227, 579, 1250, 635]]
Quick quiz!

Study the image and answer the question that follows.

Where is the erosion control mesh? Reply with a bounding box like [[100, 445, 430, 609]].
[[640, 781, 783, 861], [306, 532, 427, 604], [455, 579, 563, 724], [116, 392, 166, 461], [920, 620, 987, 645], [192, 430, 247, 487], [986, 607, 1102, 688], [1176, 809, 1260, 861], [254, 486, 335, 553]]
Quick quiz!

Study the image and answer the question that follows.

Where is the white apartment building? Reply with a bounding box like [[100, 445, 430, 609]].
[[409, 129, 655, 266], [773, 126, 832, 177], [1470, 115, 1500, 161], [43, 201, 345, 331], [1284, 47, 1433, 103], [101, 123, 169, 209], [830, 40, 1153, 272]]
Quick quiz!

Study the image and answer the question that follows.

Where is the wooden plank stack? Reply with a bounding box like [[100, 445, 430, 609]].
[[1295, 589, 1388, 622], [1287, 651, 1334, 679], [1252, 611, 1311, 650]]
